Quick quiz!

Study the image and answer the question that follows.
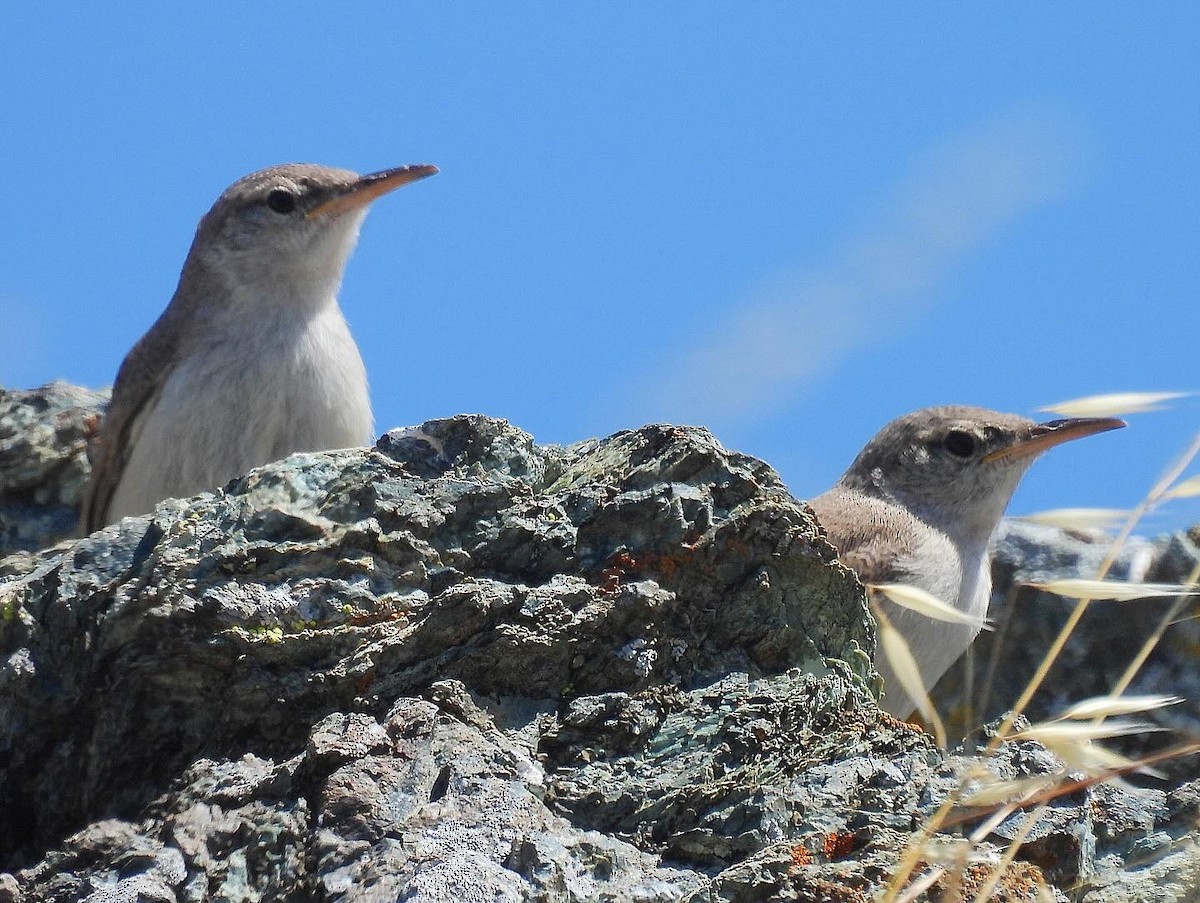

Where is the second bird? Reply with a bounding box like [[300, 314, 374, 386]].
[[810, 405, 1124, 717], [80, 162, 438, 533]]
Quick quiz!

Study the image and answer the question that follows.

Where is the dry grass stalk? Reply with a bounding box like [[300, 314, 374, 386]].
[[1102, 559, 1200, 711], [970, 803, 1048, 903], [937, 741, 1200, 900], [1010, 720, 1162, 774], [1031, 578, 1199, 601], [959, 774, 1059, 808], [872, 599, 948, 748], [1019, 508, 1132, 530], [1164, 474, 1200, 499], [943, 740, 1200, 831], [1056, 694, 1182, 720], [884, 791, 964, 902], [871, 583, 994, 631], [988, 430, 1200, 751], [1039, 390, 1189, 417]]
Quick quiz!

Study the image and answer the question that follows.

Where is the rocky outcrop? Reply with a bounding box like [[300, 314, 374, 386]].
[[0, 383, 108, 559], [1, 383, 1198, 901]]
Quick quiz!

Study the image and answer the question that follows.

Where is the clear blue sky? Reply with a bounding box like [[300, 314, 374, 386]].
[[3, 6, 1198, 529]]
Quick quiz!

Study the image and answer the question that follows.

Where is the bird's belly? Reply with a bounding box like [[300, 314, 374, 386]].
[[882, 533, 991, 705], [106, 309, 371, 521]]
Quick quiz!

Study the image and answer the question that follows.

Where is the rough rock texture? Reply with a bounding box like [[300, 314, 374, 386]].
[[1, 382, 1198, 901], [0, 382, 109, 558]]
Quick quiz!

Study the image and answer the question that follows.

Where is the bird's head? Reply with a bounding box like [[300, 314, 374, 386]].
[[838, 405, 1125, 541], [182, 163, 437, 310]]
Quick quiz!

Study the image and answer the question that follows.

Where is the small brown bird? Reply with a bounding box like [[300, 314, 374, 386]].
[[80, 163, 437, 534], [809, 405, 1124, 716]]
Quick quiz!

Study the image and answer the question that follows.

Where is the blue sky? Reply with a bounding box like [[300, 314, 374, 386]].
[[3, 6, 1198, 529]]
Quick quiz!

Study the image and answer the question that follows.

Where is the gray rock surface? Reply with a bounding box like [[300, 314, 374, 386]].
[[1, 383, 1198, 901], [0, 382, 108, 558]]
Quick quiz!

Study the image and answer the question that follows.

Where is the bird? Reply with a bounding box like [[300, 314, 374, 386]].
[[808, 405, 1125, 717], [79, 162, 437, 533]]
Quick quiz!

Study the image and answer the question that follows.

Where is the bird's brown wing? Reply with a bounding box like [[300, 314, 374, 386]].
[[78, 316, 180, 534], [807, 488, 919, 585], [809, 487, 936, 717]]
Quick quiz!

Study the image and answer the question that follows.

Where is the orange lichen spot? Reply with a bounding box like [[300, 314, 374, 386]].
[[877, 710, 927, 736], [598, 567, 624, 595], [939, 860, 1049, 899], [596, 548, 687, 594], [789, 844, 812, 867], [822, 831, 859, 860]]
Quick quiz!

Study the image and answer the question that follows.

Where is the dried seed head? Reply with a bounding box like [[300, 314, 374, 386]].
[[1019, 508, 1131, 531], [870, 583, 993, 631], [1032, 578, 1200, 602], [1040, 391, 1189, 418]]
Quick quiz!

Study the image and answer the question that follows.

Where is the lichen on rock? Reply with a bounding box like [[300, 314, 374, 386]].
[[1, 385, 1198, 901]]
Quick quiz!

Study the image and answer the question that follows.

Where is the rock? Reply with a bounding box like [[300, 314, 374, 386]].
[[0, 382, 109, 558], [1, 383, 1198, 900]]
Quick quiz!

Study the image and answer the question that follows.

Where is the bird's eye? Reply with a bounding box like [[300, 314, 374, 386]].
[[266, 189, 297, 214], [943, 430, 976, 458]]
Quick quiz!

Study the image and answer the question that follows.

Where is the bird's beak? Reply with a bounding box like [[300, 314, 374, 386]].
[[306, 164, 439, 219], [983, 416, 1126, 463]]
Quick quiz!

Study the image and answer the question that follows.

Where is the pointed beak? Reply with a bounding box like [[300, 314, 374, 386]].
[[306, 164, 438, 219], [983, 416, 1126, 463]]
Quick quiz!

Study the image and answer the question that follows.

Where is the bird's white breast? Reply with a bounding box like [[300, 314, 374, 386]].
[[105, 297, 371, 523], [882, 527, 992, 710]]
